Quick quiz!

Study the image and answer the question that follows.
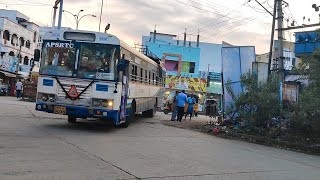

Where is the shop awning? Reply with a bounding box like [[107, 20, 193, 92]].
[[0, 71, 16, 78]]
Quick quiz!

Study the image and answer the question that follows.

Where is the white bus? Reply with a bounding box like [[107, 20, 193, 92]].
[[36, 29, 165, 127]]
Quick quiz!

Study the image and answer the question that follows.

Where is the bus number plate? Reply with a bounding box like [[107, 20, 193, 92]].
[[54, 106, 66, 115]]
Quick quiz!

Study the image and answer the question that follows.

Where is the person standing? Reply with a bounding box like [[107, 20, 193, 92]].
[[184, 95, 195, 120], [171, 91, 179, 121], [15, 80, 23, 98], [176, 90, 188, 122]]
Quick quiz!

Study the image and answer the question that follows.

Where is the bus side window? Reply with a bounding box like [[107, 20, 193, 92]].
[[134, 65, 137, 81], [145, 70, 148, 84], [131, 65, 134, 81], [152, 73, 155, 85], [140, 67, 143, 83], [156, 75, 159, 86]]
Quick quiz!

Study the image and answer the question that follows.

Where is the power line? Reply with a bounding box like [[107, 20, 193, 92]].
[[175, 0, 270, 36], [14, 0, 51, 6]]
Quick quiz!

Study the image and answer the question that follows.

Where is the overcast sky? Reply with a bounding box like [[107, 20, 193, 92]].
[[2, 0, 319, 53]]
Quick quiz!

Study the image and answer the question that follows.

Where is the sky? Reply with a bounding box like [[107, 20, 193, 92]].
[[1, 0, 320, 54]]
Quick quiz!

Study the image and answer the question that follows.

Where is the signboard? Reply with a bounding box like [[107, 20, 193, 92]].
[[165, 75, 207, 92], [0, 55, 18, 73], [208, 72, 221, 81]]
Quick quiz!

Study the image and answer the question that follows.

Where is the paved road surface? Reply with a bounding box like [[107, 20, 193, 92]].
[[0, 96, 319, 180]]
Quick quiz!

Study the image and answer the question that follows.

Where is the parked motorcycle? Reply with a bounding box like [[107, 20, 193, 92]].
[[0, 87, 8, 96], [163, 102, 173, 114]]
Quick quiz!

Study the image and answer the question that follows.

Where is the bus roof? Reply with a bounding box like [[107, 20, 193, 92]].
[[120, 40, 159, 67], [42, 29, 164, 68], [42, 29, 120, 45]]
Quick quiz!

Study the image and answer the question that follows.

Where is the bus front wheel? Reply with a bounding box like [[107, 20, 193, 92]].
[[68, 115, 77, 123]]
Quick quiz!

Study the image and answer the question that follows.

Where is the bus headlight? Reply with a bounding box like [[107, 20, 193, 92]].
[[108, 101, 113, 107], [41, 94, 48, 101], [49, 95, 55, 102], [38, 93, 55, 102], [92, 99, 113, 109]]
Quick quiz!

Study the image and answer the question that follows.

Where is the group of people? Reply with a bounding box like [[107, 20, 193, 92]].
[[171, 90, 197, 122]]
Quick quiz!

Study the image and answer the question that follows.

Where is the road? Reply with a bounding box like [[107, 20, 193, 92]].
[[0, 96, 319, 180]]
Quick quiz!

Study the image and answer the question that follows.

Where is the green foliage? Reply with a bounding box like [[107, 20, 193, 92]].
[[226, 72, 281, 128], [295, 50, 320, 137]]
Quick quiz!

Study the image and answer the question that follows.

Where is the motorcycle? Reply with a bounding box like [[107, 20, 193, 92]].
[[163, 102, 173, 114], [0, 87, 8, 96]]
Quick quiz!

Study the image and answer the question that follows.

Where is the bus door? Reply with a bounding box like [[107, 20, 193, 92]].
[[116, 57, 130, 125]]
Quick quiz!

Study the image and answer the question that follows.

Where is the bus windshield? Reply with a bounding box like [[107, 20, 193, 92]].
[[40, 41, 119, 80], [40, 42, 76, 77], [78, 44, 118, 80]]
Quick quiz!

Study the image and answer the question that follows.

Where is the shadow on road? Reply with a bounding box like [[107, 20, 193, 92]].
[[41, 114, 149, 133]]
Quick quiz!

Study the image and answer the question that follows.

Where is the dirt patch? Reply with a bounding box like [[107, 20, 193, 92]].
[[162, 120, 320, 156]]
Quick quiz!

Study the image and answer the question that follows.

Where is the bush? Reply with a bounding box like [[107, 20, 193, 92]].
[[294, 50, 320, 138], [226, 72, 281, 130]]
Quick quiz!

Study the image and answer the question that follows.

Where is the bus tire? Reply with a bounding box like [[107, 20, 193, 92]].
[[68, 115, 77, 123], [142, 103, 156, 118], [119, 102, 135, 128]]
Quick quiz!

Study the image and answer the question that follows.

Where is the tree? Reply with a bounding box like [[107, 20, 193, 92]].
[[295, 49, 320, 137], [226, 72, 281, 130]]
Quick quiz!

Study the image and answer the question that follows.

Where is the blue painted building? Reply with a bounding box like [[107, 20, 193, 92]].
[[142, 33, 201, 78], [295, 30, 320, 56], [142, 32, 223, 74]]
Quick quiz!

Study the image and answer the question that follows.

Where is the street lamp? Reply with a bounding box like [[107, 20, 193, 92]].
[[63, 9, 96, 30]]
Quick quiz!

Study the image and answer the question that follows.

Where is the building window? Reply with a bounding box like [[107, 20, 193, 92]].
[[9, 51, 15, 57], [164, 60, 179, 72], [11, 34, 18, 46], [292, 58, 296, 67], [19, 37, 25, 47], [3, 30, 10, 44], [33, 31, 37, 43], [25, 40, 31, 49], [23, 56, 29, 65], [189, 62, 195, 73], [38, 36, 42, 43], [181, 61, 195, 73]]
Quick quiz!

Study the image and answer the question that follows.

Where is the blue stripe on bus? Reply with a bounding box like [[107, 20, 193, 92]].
[[43, 79, 54, 86], [96, 84, 109, 92]]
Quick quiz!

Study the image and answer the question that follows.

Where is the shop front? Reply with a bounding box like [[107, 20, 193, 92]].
[[163, 75, 207, 112]]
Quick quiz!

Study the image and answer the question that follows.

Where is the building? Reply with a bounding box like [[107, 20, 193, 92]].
[[0, 9, 39, 95], [142, 32, 222, 110], [256, 40, 299, 71], [0, 9, 39, 66]]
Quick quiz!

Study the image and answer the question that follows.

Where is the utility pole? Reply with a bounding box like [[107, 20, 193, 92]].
[[268, 0, 277, 75], [277, 0, 284, 80], [57, 0, 64, 29], [183, 28, 187, 46], [197, 29, 200, 47], [99, 0, 104, 32]]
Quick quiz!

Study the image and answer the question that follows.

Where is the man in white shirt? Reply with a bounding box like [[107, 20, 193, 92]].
[[15, 80, 23, 98]]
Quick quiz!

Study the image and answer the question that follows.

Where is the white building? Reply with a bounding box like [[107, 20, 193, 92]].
[[0, 9, 39, 66], [256, 40, 299, 71]]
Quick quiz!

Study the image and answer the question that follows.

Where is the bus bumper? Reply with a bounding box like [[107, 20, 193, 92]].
[[35, 103, 118, 121]]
